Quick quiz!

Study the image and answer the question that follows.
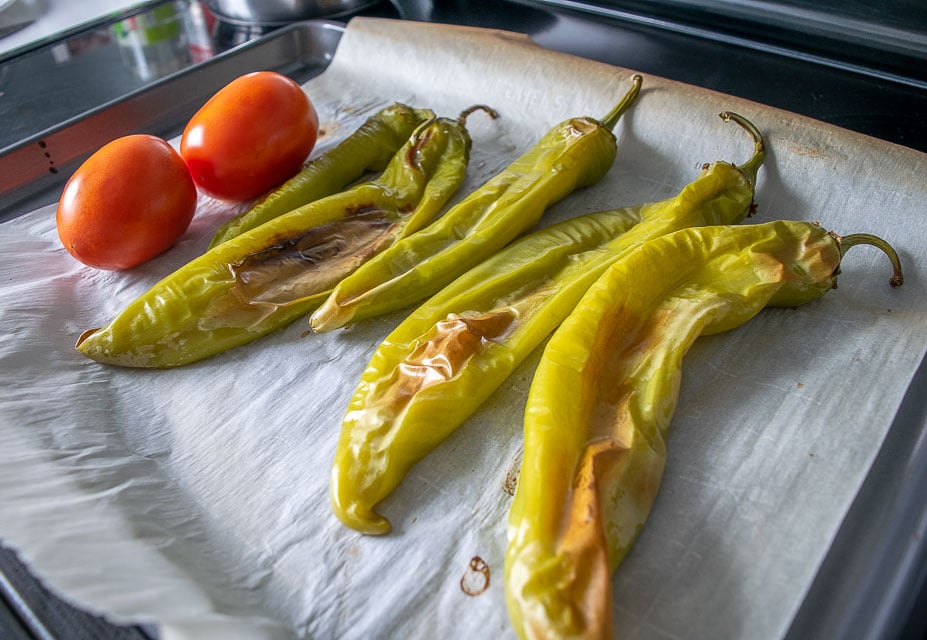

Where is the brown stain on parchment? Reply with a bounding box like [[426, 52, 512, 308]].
[[460, 556, 490, 596], [502, 456, 521, 496], [789, 144, 823, 158]]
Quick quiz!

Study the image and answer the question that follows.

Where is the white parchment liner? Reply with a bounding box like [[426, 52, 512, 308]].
[[1, 17, 926, 640]]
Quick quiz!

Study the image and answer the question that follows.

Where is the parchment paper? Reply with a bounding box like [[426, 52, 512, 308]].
[[2, 17, 927, 640]]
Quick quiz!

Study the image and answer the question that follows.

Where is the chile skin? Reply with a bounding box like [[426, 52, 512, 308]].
[[329, 112, 765, 537], [505, 220, 886, 640], [77, 114, 473, 369]]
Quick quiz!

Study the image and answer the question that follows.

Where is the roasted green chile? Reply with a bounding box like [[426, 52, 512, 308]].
[[505, 220, 903, 640], [76, 109, 486, 368], [310, 75, 644, 333], [329, 112, 765, 535], [209, 103, 434, 249]]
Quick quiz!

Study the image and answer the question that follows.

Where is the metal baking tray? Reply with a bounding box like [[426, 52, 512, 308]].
[[0, 19, 344, 222]]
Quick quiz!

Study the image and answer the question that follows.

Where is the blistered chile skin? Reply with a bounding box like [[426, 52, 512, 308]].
[[505, 219, 900, 640], [311, 75, 645, 334], [329, 110, 767, 536], [76, 114, 474, 368]]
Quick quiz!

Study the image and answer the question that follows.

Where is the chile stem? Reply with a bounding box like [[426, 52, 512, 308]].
[[835, 232, 905, 288], [719, 111, 766, 187], [458, 104, 500, 125], [600, 74, 644, 130]]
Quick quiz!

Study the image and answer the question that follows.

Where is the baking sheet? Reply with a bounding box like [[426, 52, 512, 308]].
[[2, 16, 927, 640]]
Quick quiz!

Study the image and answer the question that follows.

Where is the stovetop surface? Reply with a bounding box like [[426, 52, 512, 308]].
[[3, 0, 926, 154]]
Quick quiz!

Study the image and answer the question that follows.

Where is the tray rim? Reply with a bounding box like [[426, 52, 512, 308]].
[[0, 19, 345, 222]]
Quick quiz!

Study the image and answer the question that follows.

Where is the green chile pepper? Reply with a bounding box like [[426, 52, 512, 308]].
[[309, 75, 644, 333], [208, 103, 434, 249], [76, 109, 488, 368], [329, 112, 764, 535], [505, 220, 903, 640]]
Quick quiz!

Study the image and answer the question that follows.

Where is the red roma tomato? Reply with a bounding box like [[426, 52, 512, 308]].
[[56, 134, 197, 271], [180, 71, 319, 201]]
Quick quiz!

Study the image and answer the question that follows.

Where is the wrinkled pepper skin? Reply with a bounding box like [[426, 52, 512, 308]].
[[505, 220, 903, 640], [208, 103, 433, 249], [309, 75, 644, 333], [329, 113, 765, 535], [330, 117, 765, 535], [330, 210, 642, 535], [76, 113, 475, 368]]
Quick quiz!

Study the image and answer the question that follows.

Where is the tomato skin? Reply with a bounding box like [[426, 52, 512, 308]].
[[180, 71, 319, 202], [56, 135, 197, 271]]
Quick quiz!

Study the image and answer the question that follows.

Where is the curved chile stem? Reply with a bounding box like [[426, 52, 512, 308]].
[[600, 74, 644, 130], [834, 232, 905, 288], [719, 111, 766, 187], [458, 104, 499, 125]]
